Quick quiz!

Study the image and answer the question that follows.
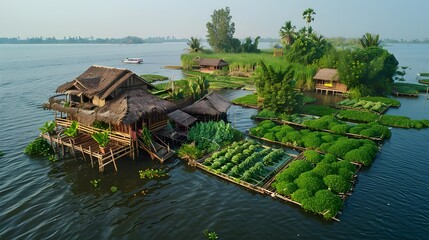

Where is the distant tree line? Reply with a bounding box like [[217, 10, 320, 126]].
[[0, 36, 187, 44]]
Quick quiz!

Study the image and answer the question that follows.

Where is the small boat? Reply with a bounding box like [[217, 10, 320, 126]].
[[123, 58, 143, 64]]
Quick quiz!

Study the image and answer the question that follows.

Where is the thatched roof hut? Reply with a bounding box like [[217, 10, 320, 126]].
[[198, 58, 228, 71], [313, 68, 347, 94], [181, 92, 231, 122], [45, 65, 176, 132], [57, 65, 155, 104]]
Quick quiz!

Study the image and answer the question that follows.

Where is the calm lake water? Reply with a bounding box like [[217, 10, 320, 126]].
[[0, 43, 428, 239]]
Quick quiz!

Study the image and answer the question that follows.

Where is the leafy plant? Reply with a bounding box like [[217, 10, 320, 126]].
[[204, 230, 219, 240], [48, 155, 58, 162], [178, 143, 204, 161], [24, 137, 54, 157], [110, 186, 118, 193], [63, 121, 79, 137], [91, 131, 110, 147], [39, 121, 56, 135], [90, 179, 101, 188]]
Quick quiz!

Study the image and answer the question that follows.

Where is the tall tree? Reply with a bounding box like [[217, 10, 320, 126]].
[[206, 7, 236, 52], [187, 37, 203, 52], [255, 62, 303, 113], [302, 8, 316, 36], [279, 21, 296, 47], [359, 33, 381, 48]]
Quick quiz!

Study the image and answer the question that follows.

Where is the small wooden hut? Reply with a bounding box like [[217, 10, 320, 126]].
[[313, 68, 348, 95], [167, 110, 197, 132], [43, 65, 177, 171], [181, 92, 231, 122], [273, 44, 283, 57], [198, 58, 229, 71]]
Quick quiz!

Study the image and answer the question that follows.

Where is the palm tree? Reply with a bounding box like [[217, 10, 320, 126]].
[[279, 21, 296, 47], [302, 8, 316, 36], [359, 33, 380, 48], [187, 37, 203, 52]]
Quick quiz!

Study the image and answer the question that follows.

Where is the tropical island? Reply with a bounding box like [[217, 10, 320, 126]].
[[24, 6, 429, 223]]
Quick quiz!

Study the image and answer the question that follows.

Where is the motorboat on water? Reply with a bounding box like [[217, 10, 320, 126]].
[[123, 58, 143, 64]]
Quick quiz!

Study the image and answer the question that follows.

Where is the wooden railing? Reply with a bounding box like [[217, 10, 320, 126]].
[[55, 118, 131, 146]]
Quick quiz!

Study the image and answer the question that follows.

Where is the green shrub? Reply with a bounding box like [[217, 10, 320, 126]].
[[302, 135, 324, 149], [337, 167, 354, 180], [275, 182, 298, 196], [24, 137, 54, 157], [359, 128, 377, 137], [291, 189, 313, 202], [344, 148, 373, 166], [327, 139, 362, 158], [294, 174, 326, 194], [263, 132, 276, 141], [349, 124, 368, 134], [318, 143, 333, 153], [304, 150, 323, 164], [420, 120, 429, 127], [331, 160, 356, 173], [311, 163, 335, 178], [301, 190, 343, 219], [379, 115, 412, 128], [323, 174, 351, 193], [321, 153, 337, 164], [330, 124, 351, 134], [283, 131, 302, 145], [367, 123, 391, 138], [257, 109, 277, 118]]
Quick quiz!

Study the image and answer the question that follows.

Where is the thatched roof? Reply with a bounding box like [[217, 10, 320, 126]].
[[182, 92, 231, 116], [47, 89, 176, 125], [198, 58, 229, 67], [313, 68, 340, 81], [167, 110, 197, 127], [56, 65, 154, 99]]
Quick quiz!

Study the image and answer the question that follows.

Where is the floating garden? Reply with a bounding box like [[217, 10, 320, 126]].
[[249, 120, 379, 166], [254, 110, 391, 140], [336, 99, 390, 114], [271, 150, 359, 219]]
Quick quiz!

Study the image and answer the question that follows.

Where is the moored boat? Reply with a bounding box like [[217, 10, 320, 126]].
[[123, 58, 143, 64]]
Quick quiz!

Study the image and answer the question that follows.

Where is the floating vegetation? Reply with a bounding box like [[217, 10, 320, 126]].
[[139, 169, 167, 179], [110, 186, 118, 193], [90, 179, 101, 188], [24, 137, 54, 157], [204, 230, 219, 240]]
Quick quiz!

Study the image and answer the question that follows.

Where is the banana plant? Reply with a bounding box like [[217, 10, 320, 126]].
[[39, 121, 56, 135], [64, 121, 79, 137], [91, 131, 110, 148]]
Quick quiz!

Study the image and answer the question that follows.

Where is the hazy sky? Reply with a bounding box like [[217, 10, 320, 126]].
[[1, 0, 428, 40]]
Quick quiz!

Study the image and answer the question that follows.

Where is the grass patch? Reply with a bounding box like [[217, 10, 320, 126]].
[[394, 83, 427, 93], [140, 74, 168, 83], [336, 110, 380, 123], [232, 94, 257, 106], [299, 105, 337, 116], [419, 73, 429, 77]]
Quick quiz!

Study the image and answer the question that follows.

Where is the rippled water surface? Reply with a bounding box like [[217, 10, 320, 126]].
[[0, 43, 428, 239]]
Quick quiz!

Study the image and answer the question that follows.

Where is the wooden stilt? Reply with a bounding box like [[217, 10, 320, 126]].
[[98, 157, 104, 172], [79, 145, 86, 161], [69, 139, 77, 161], [110, 148, 117, 172], [89, 146, 94, 168]]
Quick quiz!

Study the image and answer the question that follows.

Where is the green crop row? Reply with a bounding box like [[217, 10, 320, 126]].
[[202, 140, 289, 184], [250, 120, 378, 166], [303, 115, 391, 139], [336, 110, 429, 128]]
